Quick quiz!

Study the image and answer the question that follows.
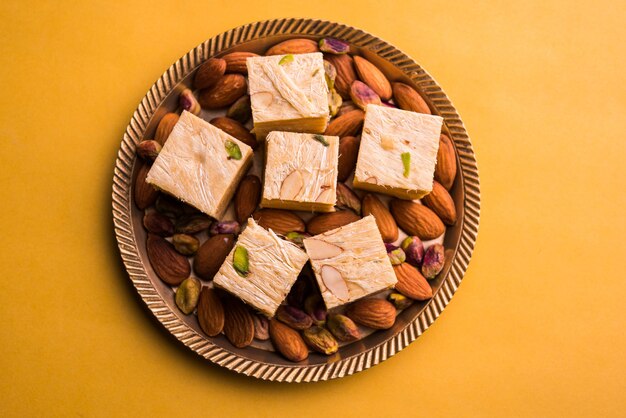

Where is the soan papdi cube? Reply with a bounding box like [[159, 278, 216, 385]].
[[261, 131, 339, 212], [303, 215, 397, 310], [146, 111, 253, 219], [213, 218, 309, 317], [353, 104, 443, 199], [246, 52, 330, 139]]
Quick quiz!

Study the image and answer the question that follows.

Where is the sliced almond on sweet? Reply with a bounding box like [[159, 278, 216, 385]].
[[320, 265, 349, 301], [280, 170, 304, 200], [380, 136, 395, 151], [306, 239, 343, 259], [253, 91, 274, 107], [315, 187, 334, 203], [365, 176, 378, 184]]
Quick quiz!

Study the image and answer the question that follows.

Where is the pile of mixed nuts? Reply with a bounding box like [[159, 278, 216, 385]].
[[133, 36, 458, 362]]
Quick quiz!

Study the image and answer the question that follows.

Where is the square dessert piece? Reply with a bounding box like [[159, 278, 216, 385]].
[[303, 215, 397, 310], [146, 111, 253, 220], [261, 131, 339, 212], [247, 52, 330, 139], [213, 218, 309, 317], [353, 104, 443, 199]]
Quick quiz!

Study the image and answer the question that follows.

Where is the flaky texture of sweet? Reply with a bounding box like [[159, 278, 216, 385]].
[[303, 216, 397, 310], [213, 218, 309, 317], [354, 104, 443, 199], [247, 53, 329, 138], [261, 131, 339, 212], [146, 111, 253, 219]]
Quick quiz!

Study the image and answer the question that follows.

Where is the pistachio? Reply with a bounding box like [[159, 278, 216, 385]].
[[323, 60, 337, 90], [326, 314, 360, 342], [313, 134, 329, 147], [136, 140, 162, 162], [253, 314, 270, 340], [421, 244, 445, 279], [328, 89, 342, 116], [175, 277, 201, 314], [175, 214, 212, 234], [209, 220, 241, 236], [143, 211, 174, 236], [401, 236, 424, 266], [233, 245, 249, 277], [388, 247, 406, 266], [336, 183, 361, 214], [350, 80, 382, 110], [226, 95, 252, 124], [385, 243, 399, 252], [302, 326, 338, 355], [224, 139, 242, 160], [388, 292, 413, 310], [275, 305, 313, 330], [319, 37, 350, 55], [304, 294, 327, 326], [172, 234, 199, 256], [179, 88, 201, 115], [284, 231, 310, 248], [278, 54, 294, 66], [401, 152, 411, 177]]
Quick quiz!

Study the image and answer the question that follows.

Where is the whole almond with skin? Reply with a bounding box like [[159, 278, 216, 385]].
[[390, 199, 445, 240], [193, 234, 235, 280], [307, 210, 360, 235], [337, 100, 359, 117], [393, 263, 433, 300], [392, 82, 431, 114], [325, 109, 364, 137], [435, 134, 457, 190], [222, 51, 258, 74], [362, 194, 398, 242], [346, 298, 396, 330], [198, 74, 247, 109], [234, 175, 261, 224], [143, 211, 174, 236], [193, 57, 226, 90], [252, 209, 305, 235], [337, 136, 359, 182], [269, 318, 309, 362], [134, 162, 158, 210], [422, 181, 457, 225], [324, 54, 356, 99], [197, 287, 225, 336], [353, 56, 392, 101], [266, 38, 319, 55], [146, 234, 190, 285], [222, 296, 255, 348], [155, 113, 179, 145], [210, 116, 257, 149]]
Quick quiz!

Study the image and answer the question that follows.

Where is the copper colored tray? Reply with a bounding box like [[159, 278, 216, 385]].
[[112, 18, 480, 382]]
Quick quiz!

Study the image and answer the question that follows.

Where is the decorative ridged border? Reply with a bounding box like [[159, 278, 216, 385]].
[[112, 18, 480, 382]]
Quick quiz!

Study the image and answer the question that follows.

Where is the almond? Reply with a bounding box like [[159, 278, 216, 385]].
[[390, 199, 445, 240], [325, 109, 364, 137], [193, 57, 226, 90], [362, 194, 398, 242], [134, 162, 158, 210], [197, 287, 225, 336], [422, 181, 457, 225], [320, 265, 349, 302], [234, 175, 261, 224], [266, 38, 319, 55], [193, 234, 235, 280], [307, 210, 360, 235], [222, 51, 259, 74], [337, 136, 360, 182], [269, 318, 309, 362], [198, 74, 247, 109], [209, 116, 257, 149], [393, 263, 433, 300], [392, 82, 431, 114], [353, 56, 392, 101], [324, 54, 356, 99], [305, 239, 344, 260], [154, 113, 179, 145], [435, 134, 457, 190], [222, 296, 255, 348], [143, 211, 174, 236], [280, 170, 304, 200], [345, 298, 396, 330], [337, 100, 359, 117], [146, 234, 190, 285], [252, 209, 305, 235]]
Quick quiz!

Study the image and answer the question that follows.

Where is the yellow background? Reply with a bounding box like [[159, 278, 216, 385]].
[[1, 0, 625, 416]]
